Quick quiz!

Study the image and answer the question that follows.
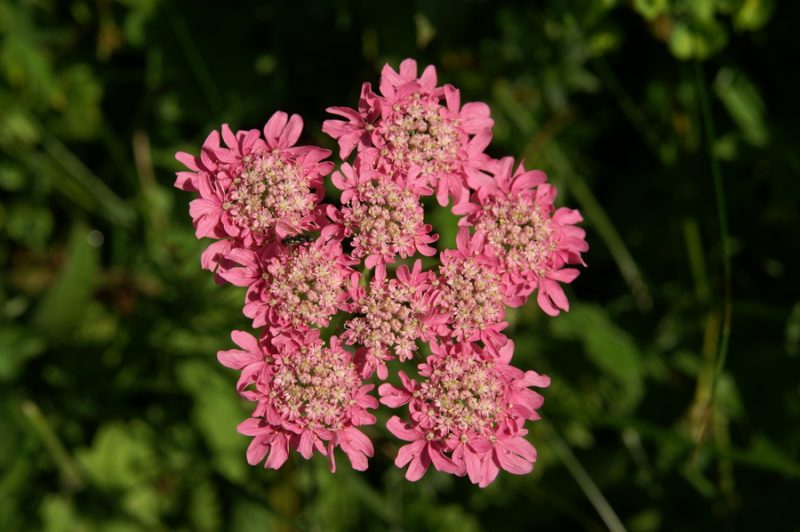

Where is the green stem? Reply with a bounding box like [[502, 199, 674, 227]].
[[21, 400, 86, 491], [694, 62, 733, 405], [547, 424, 628, 532]]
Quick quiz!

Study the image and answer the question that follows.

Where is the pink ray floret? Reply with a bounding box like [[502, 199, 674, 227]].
[[379, 340, 550, 486]]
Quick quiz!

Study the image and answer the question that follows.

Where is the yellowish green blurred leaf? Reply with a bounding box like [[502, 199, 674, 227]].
[[33, 224, 99, 334], [714, 67, 768, 146]]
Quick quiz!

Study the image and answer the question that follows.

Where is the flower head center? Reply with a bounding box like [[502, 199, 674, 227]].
[[263, 244, 348, 328], [345, 278, 424, 361], [476, 196, 556, 277], [224, 151, 316, 234], [418, 355, 504, 436], [439, 256, 504, 338], [379, 94, 461, 177], [271, 343, 359, 432], [344, 178, 424, 261]]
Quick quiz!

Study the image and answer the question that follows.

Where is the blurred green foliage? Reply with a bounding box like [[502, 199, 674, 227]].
[[1, 0, 798, 530]]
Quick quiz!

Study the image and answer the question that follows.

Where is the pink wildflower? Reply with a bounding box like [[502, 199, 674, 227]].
[[176, 60, 588, 486], [320, 83, 381, 159], [342, 260, 447, 380], [175, 111, 333, 274], [323, 59, 494, 206], [379, 340, 550, 486], [220, 237, 357, 332], [217, 330, 273, 402], [236, 330, 378, 472], [327, 159, 437, 273], [436, 227, 520, 347], [455, 157, 589, 316]]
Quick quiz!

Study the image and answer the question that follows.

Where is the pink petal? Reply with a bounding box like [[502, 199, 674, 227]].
[[521, 370, 551, 388], [175, 151, 200, 172], [428, 444, 458, 474], [444, 84, 461, 112], [460, 102, 493, 131], [495, 439, 535, 475], [511, 169, 548, 192], [278, 114, 304, 148], [220, 266, 256, 287], [264, 111, 289, 144], [340, 427, 374, 471], [455, 226, 471, 252], [386, 416, 420, 441], [246, 435, 270, 465], [265, 434, 289, 469], [238, 417, 270, 436], [549, 268, 580, 284], [419, 64, 437, 89], [464, 447, 484, 484], [405, 447, 432, 482], [537, 285, 560, 317], [174, 171, 198, 191], [297, 431, 314, 459], [399, 58, 418, 80], [395, 439, 425, 468], [378, 383, 412, 408], [231, 330, 260, 353], [553, 207, 584, 225], [217, 348, 257, 370], [479, 454, 500, 488], [221, 124, 237, 149]]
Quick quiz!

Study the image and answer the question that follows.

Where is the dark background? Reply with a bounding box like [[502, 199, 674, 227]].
[[1, 0, 799, 530]]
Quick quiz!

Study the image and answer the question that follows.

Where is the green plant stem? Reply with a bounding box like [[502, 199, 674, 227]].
[[547, 424, 628, 532], [694, 62, 733, 405], [21, 399, 86, 491]]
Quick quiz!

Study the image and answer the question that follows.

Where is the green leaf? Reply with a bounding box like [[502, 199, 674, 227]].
[[40, 495, 82, 532], [76, 422, 157, 491], [4, 203, 54, 250], [550, 303, 644, 411], [176, 360, 248, 481], [0, 326, 45, 381], [633, 0, 668, 21], [669, 20, 728, 60], [714, 67, 769, 146], [734, 0, 774, 30], [189, 481, 221, 532], [725, 435, 800, 477], [33, 224, 99, 335]]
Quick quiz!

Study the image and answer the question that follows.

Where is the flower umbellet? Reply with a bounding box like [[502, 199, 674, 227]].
[[175, 59, 588, 485], [230, 330, 377, 472], [327, 156, 437, 274], [454, 156, 589, 316], [378, 340, 550, 486], [175, 112, 333, 280], [323, 58, 495, 207], [342, 259, 447, 380], [220, 237, 358, 332]]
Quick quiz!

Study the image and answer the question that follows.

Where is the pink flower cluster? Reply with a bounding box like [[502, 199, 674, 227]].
[[175, 59, 588, 487]]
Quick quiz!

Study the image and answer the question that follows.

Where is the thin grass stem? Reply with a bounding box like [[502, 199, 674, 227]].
[[547, 424, 628, 532], [694, 62, 733, 405]]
